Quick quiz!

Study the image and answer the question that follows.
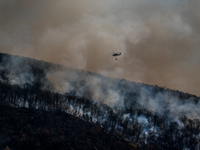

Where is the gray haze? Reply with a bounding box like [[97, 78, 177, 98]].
[[0, 0, 200, 96]]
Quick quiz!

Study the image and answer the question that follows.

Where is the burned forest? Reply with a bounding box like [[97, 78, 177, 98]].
[[0, 52, 200, 150]]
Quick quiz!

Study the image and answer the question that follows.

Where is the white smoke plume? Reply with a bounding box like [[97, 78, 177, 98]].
[[1, 53, 200, 122], [138, 87, 200, 120], [0, 55, 34, 85]]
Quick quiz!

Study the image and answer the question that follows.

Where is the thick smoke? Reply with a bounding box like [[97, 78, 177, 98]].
[[42, 66, 125, 108], [1, 0, 200, 96], [138, 87, 200, 120], [0, 55, 34, 85], [2, 53, 200, 121]]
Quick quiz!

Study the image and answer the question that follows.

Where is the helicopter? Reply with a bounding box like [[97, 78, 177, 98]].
[[112, 52, 121, 60]]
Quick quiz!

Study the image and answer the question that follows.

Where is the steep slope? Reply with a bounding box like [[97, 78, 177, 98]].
[[0, 52, 200, 149], [0, 105, 136, 150]]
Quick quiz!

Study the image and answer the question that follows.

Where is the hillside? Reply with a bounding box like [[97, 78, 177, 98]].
[[0, 105, 136, 150], [0, 52, 200, 149]]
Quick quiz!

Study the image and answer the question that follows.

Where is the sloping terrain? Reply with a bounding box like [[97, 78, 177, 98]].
[[0, 105, 136, 150], [0, 52, 200, 149]]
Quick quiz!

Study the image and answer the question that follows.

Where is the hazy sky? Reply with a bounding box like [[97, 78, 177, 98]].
[[0, 0, 200, 96]]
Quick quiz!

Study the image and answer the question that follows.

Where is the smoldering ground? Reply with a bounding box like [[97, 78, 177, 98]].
[[1, 0, 200, 96]]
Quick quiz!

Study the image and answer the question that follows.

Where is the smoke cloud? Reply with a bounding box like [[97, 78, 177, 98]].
[[1, 0, 200, 96], [0, 55, 35, 85]]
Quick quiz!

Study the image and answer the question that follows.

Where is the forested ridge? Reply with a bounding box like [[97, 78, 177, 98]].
[[0, 52, 200, 149], [0, 105, 137, 150]]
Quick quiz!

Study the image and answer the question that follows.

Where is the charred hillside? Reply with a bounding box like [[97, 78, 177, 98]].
[[0, 52, 200, 149], [0, 105, 136, 150]]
